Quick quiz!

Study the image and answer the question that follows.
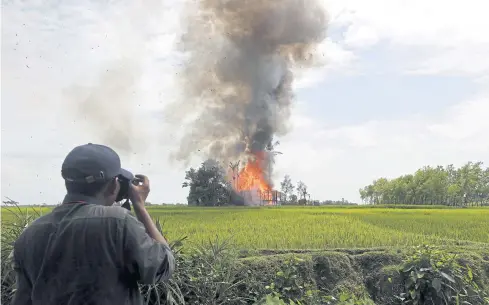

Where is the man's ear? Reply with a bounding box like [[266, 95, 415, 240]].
[[106, 178, 119, 196]]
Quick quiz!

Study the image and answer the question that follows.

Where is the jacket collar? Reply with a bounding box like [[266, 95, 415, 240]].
[[62, 193, 106, 206]]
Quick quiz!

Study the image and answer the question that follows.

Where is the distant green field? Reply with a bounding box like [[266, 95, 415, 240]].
[[3, 205, 488, 249]]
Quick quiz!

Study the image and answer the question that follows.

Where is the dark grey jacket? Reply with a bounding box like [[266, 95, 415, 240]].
[[11, 194, 175, 305]]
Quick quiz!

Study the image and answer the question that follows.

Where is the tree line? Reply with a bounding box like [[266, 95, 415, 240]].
[[359, 161, 489, 206]]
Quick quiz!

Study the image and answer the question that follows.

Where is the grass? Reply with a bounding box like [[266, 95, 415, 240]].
[[3, 205, 488, 249], [2, 204, 489, 304]]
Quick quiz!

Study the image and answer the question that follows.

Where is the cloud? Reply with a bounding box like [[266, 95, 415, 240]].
[[343, 25, 379, 49], [323, 0, 489, 77], [292, 38, 357, 89], [427, 95, 489, 142], [295, 0, 489, 88]]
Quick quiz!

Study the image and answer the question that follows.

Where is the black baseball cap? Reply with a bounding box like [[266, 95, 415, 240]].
[[61, 143, 133, 184]]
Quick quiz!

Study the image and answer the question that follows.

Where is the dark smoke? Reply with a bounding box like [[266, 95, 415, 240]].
[[166, 0, 328, 176]]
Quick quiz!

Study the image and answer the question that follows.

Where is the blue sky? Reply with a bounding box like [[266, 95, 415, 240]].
[[298, 73, 477, 125], [2, 0, 489, 204]]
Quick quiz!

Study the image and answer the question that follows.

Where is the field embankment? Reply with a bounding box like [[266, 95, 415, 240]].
[[234, 246, 489, 304]]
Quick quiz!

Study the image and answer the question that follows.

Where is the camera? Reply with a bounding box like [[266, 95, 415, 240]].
[[116, 175, 141, 210]]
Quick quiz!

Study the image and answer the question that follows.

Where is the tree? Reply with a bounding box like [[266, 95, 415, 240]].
[[229, 160, 241, 190], [280, 175, 295, 203], [266, 139, 283, 180], [296, 181, 308, 204], [182, 159, 231, 206]]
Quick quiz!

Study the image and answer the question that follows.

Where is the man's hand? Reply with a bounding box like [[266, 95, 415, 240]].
[[128, 174, 168, 245], [129, 174, 150, 209]]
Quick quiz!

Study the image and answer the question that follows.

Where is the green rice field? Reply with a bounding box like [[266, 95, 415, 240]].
[[3, 205, 488, 249]]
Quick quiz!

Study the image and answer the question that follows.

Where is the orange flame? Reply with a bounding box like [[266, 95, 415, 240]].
[[236, 151, 271, 193]]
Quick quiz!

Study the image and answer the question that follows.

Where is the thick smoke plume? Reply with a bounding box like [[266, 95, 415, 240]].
[[167, 0, 328, 180]]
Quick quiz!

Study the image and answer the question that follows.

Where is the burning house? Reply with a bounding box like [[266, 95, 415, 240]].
[[167, 0, 328, 201], [240, 189, 284, 206], [229, 150, 285, 206]]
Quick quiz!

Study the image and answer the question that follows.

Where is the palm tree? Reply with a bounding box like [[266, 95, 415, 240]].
[[229, 160, 241, 190], [266, 139, 283, 184]]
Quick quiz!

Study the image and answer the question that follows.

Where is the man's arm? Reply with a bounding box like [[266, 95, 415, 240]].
[[133, 204, 168, 244], [123, 213, 175, 285], [128, 174, 168, 245], [10, 246, 33, 305]]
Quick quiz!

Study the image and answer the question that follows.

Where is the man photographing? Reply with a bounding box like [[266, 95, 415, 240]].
[[11, 143, 175, 305]]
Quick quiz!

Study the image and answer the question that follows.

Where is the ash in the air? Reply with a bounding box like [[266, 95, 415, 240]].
[[167, 0, 328, 178]]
